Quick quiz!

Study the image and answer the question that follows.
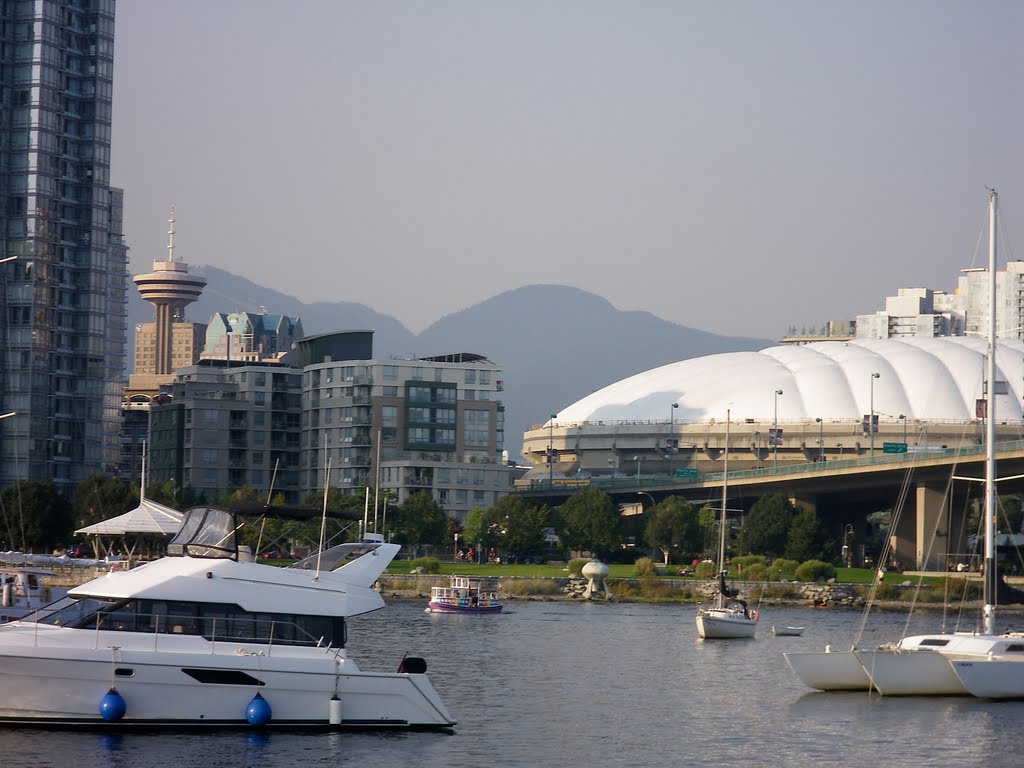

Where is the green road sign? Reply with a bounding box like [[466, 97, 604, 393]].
[[882, 442, 908, 454], [675, 468, 700, 479]]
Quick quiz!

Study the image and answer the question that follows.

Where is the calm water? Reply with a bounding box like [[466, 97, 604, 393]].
[[3, 600, 1024, 768]]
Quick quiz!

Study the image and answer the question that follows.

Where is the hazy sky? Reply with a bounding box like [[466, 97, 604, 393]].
[[111, 1, 1023, 339]]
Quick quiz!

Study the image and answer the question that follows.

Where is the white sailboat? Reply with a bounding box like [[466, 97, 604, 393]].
[[788, 189, 1024, 695], [696, 409, 759, 639]]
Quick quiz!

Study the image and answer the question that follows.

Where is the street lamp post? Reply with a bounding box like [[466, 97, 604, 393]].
[[815, 417, 823, 461], [668, 402, 679, 477], [899, 414, 907, 447], [548, 414, 556, 484], [837, 442, 843, 460], [634, 455, 640, 482], [869, 373, 880, 457], [754, 431, 761, 468], [454, 532, 460, 562], [773, 389, 783, 468]]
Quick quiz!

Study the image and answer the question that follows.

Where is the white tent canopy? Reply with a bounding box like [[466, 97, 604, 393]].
[[75, 497, 183, 537]]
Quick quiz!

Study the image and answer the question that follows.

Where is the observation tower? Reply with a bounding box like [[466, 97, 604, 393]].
[[132, 208, 207, 375]]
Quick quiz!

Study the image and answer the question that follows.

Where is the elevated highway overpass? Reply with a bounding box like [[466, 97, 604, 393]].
[[515, 440, 1024, 570]]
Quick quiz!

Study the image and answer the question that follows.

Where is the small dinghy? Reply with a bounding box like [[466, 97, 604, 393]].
[[772, 625, 806, 637]]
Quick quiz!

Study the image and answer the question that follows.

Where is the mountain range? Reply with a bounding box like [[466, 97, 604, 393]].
[[127, 267, 773, 458]]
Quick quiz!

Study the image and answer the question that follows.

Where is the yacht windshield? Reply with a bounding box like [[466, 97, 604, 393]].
[[167, 506, 238, 559]]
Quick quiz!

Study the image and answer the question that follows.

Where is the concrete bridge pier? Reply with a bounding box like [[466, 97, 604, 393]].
[[890, 483, 949, 571]]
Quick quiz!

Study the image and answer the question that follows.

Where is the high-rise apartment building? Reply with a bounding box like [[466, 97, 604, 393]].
[[148, 331, 512, 519], [855, 288, 963, 339], [0, 0, 126, 492]]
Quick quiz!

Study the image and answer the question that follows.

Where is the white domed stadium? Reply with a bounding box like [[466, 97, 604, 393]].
[[521, 338, 1024, 480]]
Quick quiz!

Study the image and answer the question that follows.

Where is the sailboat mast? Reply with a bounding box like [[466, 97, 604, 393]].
[[983, 188, 998, 634], [719, 409, 729, 573]]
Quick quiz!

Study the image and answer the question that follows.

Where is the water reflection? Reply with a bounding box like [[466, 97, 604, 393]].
[[1, 602, 1023, 768]]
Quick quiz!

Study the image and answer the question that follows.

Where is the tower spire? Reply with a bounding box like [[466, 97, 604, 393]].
[[167, 205, 176, 262]]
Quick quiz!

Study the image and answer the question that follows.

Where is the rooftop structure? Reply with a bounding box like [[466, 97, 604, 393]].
[[201, 311, 303, 364]]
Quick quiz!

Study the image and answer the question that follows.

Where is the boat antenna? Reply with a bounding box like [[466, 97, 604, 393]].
[[373, 429, 382, 534], [140, 440, 147, 501], [362, 486, 370, 542], [316, 453, 331, 579], [381, 497, 388, 542], [255, 457, 280, 556]]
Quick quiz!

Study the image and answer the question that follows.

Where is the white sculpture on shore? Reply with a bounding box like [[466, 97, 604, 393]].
[[581, 559, 612, 600]]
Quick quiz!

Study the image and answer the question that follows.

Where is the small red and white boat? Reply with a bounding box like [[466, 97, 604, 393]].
[[427, 576, 502, 614]]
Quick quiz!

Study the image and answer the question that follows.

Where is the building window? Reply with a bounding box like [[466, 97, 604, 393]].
[[464, 369, 476, 384], [383, 386, 398, 396], [412, 367, 423, 380], [480, 370, 491, 384], [383, 365, 398, 381]]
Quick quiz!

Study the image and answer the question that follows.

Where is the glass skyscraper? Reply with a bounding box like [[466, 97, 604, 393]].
[[0, 0, 126, 493]]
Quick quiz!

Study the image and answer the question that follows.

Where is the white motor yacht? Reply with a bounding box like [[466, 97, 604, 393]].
[[0, 505, 455, 729]]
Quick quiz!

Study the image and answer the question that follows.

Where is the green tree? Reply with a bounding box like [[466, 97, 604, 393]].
[[223, 485, 261, 505], [557, 488, 621, 558], [644, 496, 699, 564], [785, 507, 833, 562], [0, 481, 72, 551], [738, 493, 794, 558], [391, 491, 448, 548], [697, 503, 719, 556], [492, 495, 548, 557], [71, 474, 135, 529], [144, 480, 204, 510], [462, 506, 501, 552]]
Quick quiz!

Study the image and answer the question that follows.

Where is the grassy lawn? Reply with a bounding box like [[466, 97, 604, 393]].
[[385, 561, 649, 579], [383, 560, 948, 585]]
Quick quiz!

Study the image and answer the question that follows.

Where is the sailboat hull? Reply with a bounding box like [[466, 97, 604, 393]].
[[696, 610, 757, 639], [784, 651, 871, 691], [854, 649, 966, 696], [950, 658, 1024, 699]]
